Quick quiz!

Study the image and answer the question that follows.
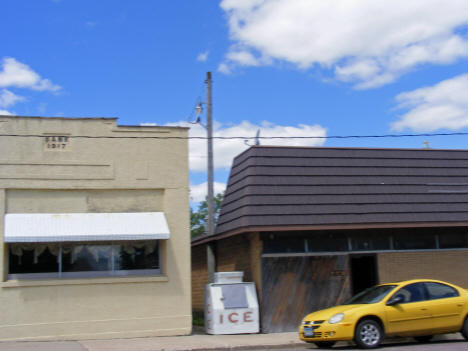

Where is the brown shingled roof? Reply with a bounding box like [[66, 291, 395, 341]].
[[207, 145, 468, 242]]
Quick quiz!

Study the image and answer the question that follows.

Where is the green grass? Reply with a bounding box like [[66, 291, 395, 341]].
[[192, 313, 204, 327]]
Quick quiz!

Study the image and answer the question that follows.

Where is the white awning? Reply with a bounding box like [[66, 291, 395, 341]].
[[4, 212, 171, 243]]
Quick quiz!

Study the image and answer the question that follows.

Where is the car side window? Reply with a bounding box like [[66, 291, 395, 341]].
[[425, 282, 459, 300], [390, 283, 426, 304]]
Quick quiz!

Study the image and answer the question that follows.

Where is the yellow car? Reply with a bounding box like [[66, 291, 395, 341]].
[[299, 279, 468, 349]]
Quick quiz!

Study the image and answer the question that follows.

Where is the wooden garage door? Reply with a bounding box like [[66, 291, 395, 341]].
[[260, 255, 351, 333]]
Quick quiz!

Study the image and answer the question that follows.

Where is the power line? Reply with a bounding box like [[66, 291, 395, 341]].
[[1, 132, 468, 140], [187, 82, 206, 122]]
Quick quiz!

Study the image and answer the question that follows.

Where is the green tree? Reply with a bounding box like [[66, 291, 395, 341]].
[[191, 192, 224, 237]]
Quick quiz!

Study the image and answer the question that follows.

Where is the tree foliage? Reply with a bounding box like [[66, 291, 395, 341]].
[[190, 192, 224, 237]]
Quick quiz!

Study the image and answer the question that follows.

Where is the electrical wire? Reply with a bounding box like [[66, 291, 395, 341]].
[[1, 132, 468, 140], [187, 83, 206, 122]]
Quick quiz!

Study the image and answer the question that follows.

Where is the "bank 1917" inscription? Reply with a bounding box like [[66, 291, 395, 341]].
[[44, 136, 71, 151]]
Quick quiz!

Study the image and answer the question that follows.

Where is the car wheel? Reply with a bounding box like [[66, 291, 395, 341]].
[[354, 319, 383, 349], [414, 335, 433, 343], [461, 316, 468, 340], [313, 342, 336, 349]]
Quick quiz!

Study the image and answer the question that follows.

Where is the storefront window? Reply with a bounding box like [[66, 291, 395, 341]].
[[9, 244, 59, 275], [307, 236, 348, 252], [439, 234, 468, 249], [62, 243, 113, 273], [114, 241, 159, 272], [261, 231, 468, 255], [263, 237, 306, 254], [392, 234, 436, 250], [351, 236, 391, 251], [7, 241, 161, 280]]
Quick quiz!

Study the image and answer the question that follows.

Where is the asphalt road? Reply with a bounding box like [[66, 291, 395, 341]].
[[284, 335, 467, 350], [335, 340, 465, 350]]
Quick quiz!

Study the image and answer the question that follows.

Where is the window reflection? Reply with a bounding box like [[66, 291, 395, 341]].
[[425, 282, 459, 299], [393, 234, 436, 250], [62, 243, 112, 272], [352, 236, 390, 251], [8, 241, 160, 279], [114, 241, 159, 270], [390, 283, 426, 303]]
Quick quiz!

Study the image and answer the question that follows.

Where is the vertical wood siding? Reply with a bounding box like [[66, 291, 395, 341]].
[[261, 255, 350, 333]]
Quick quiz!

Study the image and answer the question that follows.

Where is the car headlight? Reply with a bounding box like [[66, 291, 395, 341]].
[[328, 313, 344, 324], [301, 316, 308, 325]]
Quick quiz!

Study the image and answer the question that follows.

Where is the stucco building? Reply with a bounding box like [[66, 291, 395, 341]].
[[0, 116, 191, 341]]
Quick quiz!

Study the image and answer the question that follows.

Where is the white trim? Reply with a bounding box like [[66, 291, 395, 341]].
[[4, 212, 170, 242], [7, 272, 60, 280], [6, 268, 162, 281], [2, 275, 169, 288]]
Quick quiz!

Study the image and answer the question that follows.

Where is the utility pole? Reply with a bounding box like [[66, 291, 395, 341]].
[[206, 72, 216, 284], [190, 72, 216, 283], [206, 72, 214, 237]]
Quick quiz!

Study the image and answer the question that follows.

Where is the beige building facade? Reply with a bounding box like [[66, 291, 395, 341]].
[[0, 116, 191, 341]]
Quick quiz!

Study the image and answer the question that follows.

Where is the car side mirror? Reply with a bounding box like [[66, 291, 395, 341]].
[[386, 296, 404, 306]]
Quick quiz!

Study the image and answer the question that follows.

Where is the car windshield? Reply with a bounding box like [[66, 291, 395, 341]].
[[343, 285, 397, 305]]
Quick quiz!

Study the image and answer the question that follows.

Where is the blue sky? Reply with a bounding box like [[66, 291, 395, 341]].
[[2, 0, 468, 206]]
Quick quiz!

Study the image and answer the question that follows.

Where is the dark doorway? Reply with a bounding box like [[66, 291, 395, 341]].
[[350, 255, 378, 296]]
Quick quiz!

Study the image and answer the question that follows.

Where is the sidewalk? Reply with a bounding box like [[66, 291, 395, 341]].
[[0, 329, 463, 351], [0, 330, 305, 351]]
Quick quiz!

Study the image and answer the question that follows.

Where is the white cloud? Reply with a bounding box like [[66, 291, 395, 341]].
[[217, 63, 232, 75], [0, 89, 25, 108], [190, 182, 227, 204], [167, 119, 327, 173], [37, 102, 47, 114], [0, 57, 61, 92], [0, 109, 12, 115], [0, 58, 40, 88], [197, 51, 209, 62], [225, 48, 262, 67], [391, 74, 468, 132], [219, 0, 468, 88], [30, 78, 61, 92]]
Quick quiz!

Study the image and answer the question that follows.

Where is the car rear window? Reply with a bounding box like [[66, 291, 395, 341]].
[[425, 282, 459, 299]]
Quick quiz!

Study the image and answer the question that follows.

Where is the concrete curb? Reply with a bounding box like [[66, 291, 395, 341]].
[[0, 332, 464, 351], [175, 344, 307, 351]]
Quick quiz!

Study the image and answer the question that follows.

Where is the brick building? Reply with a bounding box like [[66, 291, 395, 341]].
[[192, 145, 468, 333]]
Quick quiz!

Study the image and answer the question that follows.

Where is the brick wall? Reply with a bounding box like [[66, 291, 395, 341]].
[[217, 235, 253, 281], [191, 233, 263, 314], [191, 244, 208, 312], [378, 250, 468, 288]]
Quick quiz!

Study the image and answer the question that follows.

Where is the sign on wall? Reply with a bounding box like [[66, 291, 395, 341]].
[[44, 136, 71, 151]]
